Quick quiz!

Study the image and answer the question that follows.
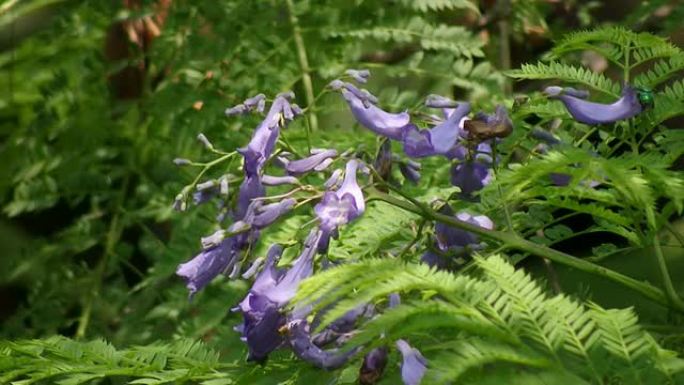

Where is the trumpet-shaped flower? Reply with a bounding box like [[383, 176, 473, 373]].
[[396, 340, 427, 385], [402, 103, 471, 158], [331, 80, 411, 140], [544, 85, 643, 125]]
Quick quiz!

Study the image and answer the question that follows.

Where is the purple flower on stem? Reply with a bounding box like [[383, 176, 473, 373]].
[[450, 161, 492, 197], [236, 232, 321, 361], [250, 198, 296, 229], [345, 69, 371, 83], [402, 102, 471, 158], [421, 205, 493, 269], [236, 175, 265, 220], [359, 347, 389, 385], [239, 93, 299, 176], [396, 340, 427, 385], [315, 160, 365, 252], [330, 80, 411, 140], [282, 149, 338, 175], [543, 85, 643, 125], [286, 319, 361, 370], [176, 237, 239, 297], [261, 174, 300, 186]]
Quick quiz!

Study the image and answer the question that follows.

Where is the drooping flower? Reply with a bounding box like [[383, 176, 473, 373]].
[[450, 161, 492, 198], [399, 160, 421, 184], [543, 85, 643, 125], [396, 340, 427, 385], [281, 149, 338, 175], [236, 231, 321, 362], [330, 80, 411, 140], [402, 102, 471, 158], [285, 319, 361, 370], [249, 198, 296, 229], [315, 160, 365, 252], [345, 69, 371, 83], [236, 174, 265, 220], [176, 237, 239, 297], [261, 174, 300, 186], [359, 347, 389, 385], [421, 205, 493, 270], [239, 92, 300, 176], [225, 93, 267, 116]]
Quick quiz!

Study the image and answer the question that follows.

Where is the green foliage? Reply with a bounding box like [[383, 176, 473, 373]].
[[295, 255, 684, 384]]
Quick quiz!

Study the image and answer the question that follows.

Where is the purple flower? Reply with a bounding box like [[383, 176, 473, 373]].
[[374, 140, 393, 181], [359, 347, 389, 385], [401, 103, 471, 158], [331, 80, 411, 140], [450, 161, 492, 197], [315, 160, 365, 252], [345, 69, 370, 83], [543, 85, 642, 125], [286, 319, 360, 370], [236, 175, 265, 220], [250, 198, 296, 229], [421, 205, 493, 269], [399, 163, 421, 184], [282, 149, 338, 175], [176, 237, 239, 297], [239, 93, 299, 176], [236, 232, 320, 361], [262, 175, 300, 186], [425, 94, 459, 109], [396, 340, 427, 385]]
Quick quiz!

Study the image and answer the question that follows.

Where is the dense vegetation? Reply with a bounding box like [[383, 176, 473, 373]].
[[1, 0, 683, 384]]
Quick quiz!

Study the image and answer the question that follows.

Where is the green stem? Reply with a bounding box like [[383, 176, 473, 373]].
[[664, 222, 684, 247], [76, 180, 128, 338], [285, 0, 318, 131], [366, 188, 680, 312], [652, 233, 684, 309]]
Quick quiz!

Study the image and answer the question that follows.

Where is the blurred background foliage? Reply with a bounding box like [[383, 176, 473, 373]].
[[0, 0, 683, 383]]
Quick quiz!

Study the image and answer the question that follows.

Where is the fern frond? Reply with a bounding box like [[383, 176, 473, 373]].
[[634, 54, 684, 88], [507, 62, 620, 97], [332, 201, 418, 260], [0, 337, 236, 385], [551, 26, 681, 67], [294, 255, 684, 383], [329, 18, 484, 58], [399, 0, 479, 14]]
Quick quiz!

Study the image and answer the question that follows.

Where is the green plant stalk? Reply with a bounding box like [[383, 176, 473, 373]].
[[366, 188, 679, 312], [285, 0, 318, 132], [652, 233, 684, 309], [76, 186, 126, 339]]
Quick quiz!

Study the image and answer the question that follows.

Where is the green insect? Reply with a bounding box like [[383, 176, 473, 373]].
[[635, 87, 655, 109]]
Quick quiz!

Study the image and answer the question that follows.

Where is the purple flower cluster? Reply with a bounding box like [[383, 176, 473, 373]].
[[329, 73, 512, 200], [176, 92, 303, 297]]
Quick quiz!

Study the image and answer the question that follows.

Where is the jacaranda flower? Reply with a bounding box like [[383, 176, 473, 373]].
[[345, 69, 370, 83], [249, 198, 296, 229], [261, 174, 300, 186], [286, 319, 361, 370], [282, 149, 338, 175], [315, 159, 365, 252], [422, 205, 493, 270], [237, 231, 321, 362], [236, 174, 265, 220], [239, 92, 300, 176], [330, 80, 410, 140], [402, 102, 471, 158], [543, 85, 643, 125], [359, 347, 389, 385], [396, 339, 427, 385], [176, 237, 238, 297], [450, 161, 492, 198]]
